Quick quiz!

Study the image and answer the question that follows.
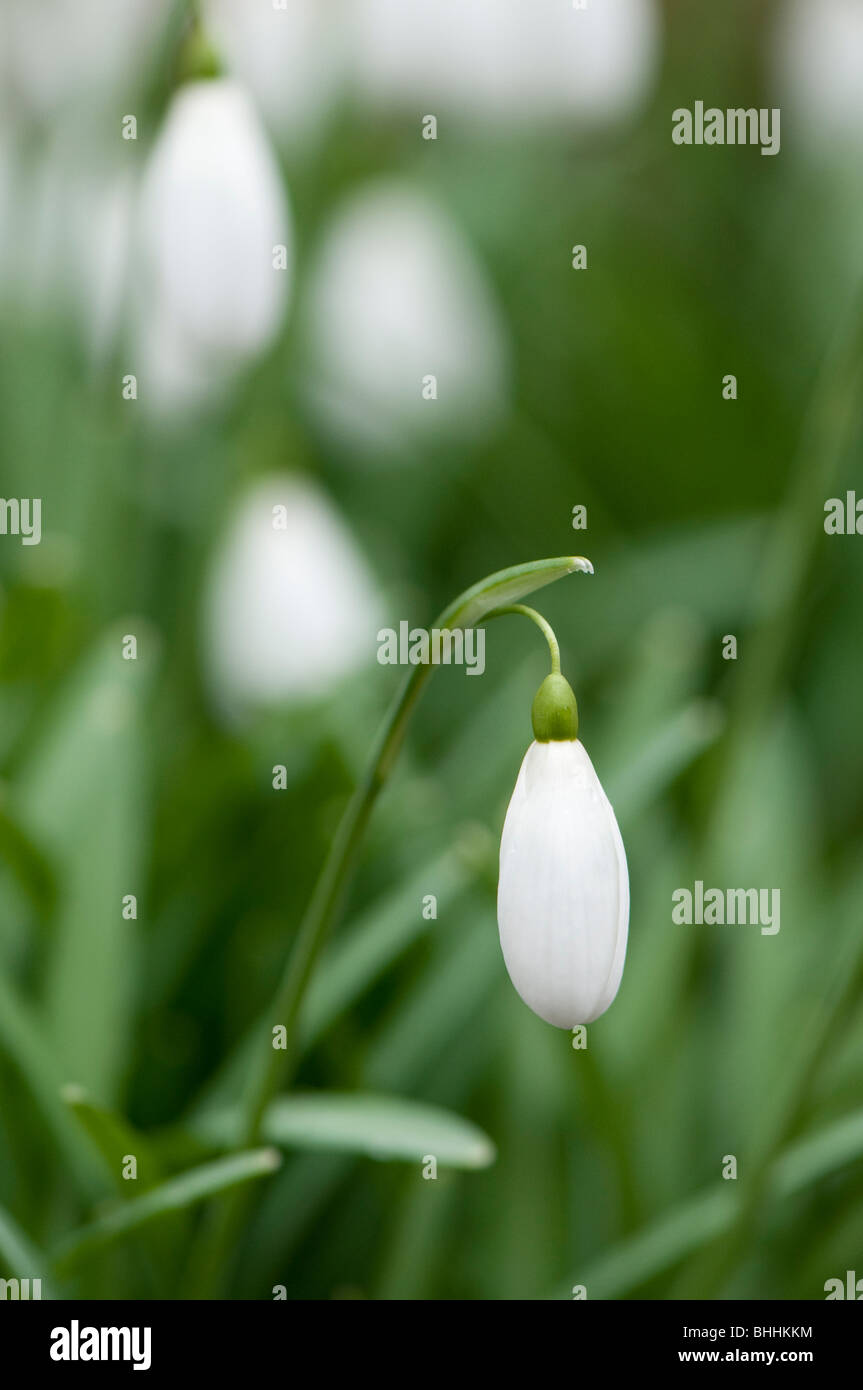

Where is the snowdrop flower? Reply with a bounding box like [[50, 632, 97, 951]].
[[135, 79, 291, 416], [202, 0, 347, 146], [348, 0, 660, 126], [774, 0, 863, 149], [498, 670, 629, 1027], [303, 181, 508, 454], [203, 475, 382, 717], [1, 0, 171, 122]]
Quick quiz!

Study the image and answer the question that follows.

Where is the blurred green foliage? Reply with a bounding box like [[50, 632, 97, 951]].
[[1, 2, 863, 1300]]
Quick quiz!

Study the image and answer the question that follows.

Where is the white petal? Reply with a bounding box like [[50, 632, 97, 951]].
[[202, 475, 382, 716], [497, 740, 628, 1027], [138, 80, 291, 361]]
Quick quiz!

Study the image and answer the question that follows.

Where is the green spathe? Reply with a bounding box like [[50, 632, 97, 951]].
[[531, 673, 578, 742]]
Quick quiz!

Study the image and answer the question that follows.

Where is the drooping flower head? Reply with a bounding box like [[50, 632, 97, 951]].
[[497, 668, 629, 1027]]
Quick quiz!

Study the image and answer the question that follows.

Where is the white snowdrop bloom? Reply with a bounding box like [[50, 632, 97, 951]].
[[774, 0, 863, 148], [136, 79, 291, 413], [304, 182, 508, 451], [203, 475, 382, 714], [202, 0, 347, 145], [498, 684, 628, 1027], [1, 0, 172, 121], [348, 0, 660, 125]]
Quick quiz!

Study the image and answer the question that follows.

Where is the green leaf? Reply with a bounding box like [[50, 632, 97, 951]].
[[439, 555, 593, 631], [52, 1148, 281, 1274], [0, 786, 57, 919], [363, 914, 500, 1093], [607, 699, 725, 821], [187, 831, 492, 1124], [61, 1085, 162, 1192], [299, 838, 485, 1051], [547, 1106, 863, 1300], [0, 970, 104, 1198], [198, 1093, 496, 1170], [773, 1108, 863, 1197], [0, 1202, 58, 1297], [15, 625, 158, 1100]]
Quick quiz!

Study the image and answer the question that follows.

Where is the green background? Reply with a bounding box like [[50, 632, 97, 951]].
[[1, 0, 862, 1300]]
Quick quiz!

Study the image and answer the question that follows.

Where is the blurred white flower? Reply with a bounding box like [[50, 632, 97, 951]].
[[135, 79, 291, 416], [203, 475, 382, 714], [0, 124, 136, 358], [202, 0, 347, 145], [348, 0, 660, 125], [303, 181, 508, 454], [774, 0, 863, 147], [1, 0, 172, 121], [498, 738, 629, 1027]]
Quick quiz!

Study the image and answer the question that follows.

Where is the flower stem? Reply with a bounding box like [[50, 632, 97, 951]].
[[240, 661, 431, 1141], [483, 604, 562, 674]]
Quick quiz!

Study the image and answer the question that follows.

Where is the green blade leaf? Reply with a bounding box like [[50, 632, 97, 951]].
[[547, 1106, 863, 1300], [185, 839, 482, 1128], [15, 624, 158, 1100], [607, 699, 725, 821], [61, 1085, 162, 1193], [299, 837, 487, 1052], [52, 1148, 281, 1274], [439, 555, 593, 631], [0, 970, 104, 1199], [0, 786, 57, 918], [198, 1093, 496, 1170], [0, 1202, 58, 1297]]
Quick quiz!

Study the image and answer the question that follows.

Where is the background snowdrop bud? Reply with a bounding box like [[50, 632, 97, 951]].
[[136, 79, 291, 414], [1, 0, 172, 123], [497, 716, 629, 1028], [349, 0, 660, 126], [203, 475, 382, 719], [202, 0, 347, 146], [303, 181, 508, 456], [774, 0, 863, 149]]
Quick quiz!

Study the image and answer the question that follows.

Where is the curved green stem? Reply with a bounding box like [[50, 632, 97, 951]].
[[483, 604, 562, 674]]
